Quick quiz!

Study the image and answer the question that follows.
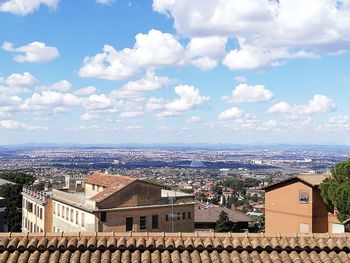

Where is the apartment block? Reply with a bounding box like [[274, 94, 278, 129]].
[[264, 174, 343, 234], [50, 172, 195, 233], [21, 187, 53, 233]]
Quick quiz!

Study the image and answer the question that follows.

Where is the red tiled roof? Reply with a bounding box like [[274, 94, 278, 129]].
[[195, 203, 252, 223], [84, 173, 136, 188], [84, 173, 137, 203], [0, 232, 349, 262]]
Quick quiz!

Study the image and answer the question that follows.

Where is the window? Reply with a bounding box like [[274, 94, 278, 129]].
[[183, 212, 185, 220], [92, 184, 95, 190], [101, 212, 106, 222], [177, 213, 181, 220], [152, 215, 158, 229], [62, 206, 65, 218], [53, 203, 56, 215], [76, 211, 79, 225], [70, 209, 74, 222], [57, 204, 60, 216], [40, 208, 43, 220], [188, 212, 191, 219], [126, 217, 133, 231], [166, 214, 169, 221], [299, 190, 309, 204], [81, 213, 85, 227], [140, 216, 146, 231], [66, 207, 69, 220]]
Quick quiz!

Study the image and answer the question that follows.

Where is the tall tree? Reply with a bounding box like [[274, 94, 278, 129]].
[[319, 159, 350, 222]]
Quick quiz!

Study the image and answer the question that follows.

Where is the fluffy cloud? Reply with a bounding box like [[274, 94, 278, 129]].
[[146, 85, 210, 118], [218, 107, 246, 121], [0, 0, 58, 15], [74, 86, 97, 96], [79, 29, 184, 80], [318, 115, 350, 132], [0, 72, 37, 95], [222, 83, 274, 103], [2, 41, 59, 63], [153, 0, 350, 70], [36, 80, 72, 92], [0, 119, 47, 130], [268, 94, 336, 116], [110, 70, 171, 98]]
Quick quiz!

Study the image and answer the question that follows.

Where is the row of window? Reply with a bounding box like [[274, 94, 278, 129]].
[[23, 198, 43, 220], [166, 212, 191, 222], [124, 215, 158, 231], [23, 218, 43, 233], [53, 202, 85, 228]]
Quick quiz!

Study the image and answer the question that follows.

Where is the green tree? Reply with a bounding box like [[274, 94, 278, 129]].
[[319, 159, 350, 223], [0, 171, 35, 232], [215, 211, 233, 232]]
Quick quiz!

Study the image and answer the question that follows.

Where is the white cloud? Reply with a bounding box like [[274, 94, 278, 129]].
[[0, 119, 47, 130], [2, 41, 59, 63], [96, 0, 114, 4], [110, 70, 171, 98], [79, 29, 184, 80], [318, 115, 350, 132], [36, 80, 72, 92], [0, 0, 58, 15], [153, 0, 350, 70], [0, 72, 37, 95], [218, 107, 246, 121], [268, 94, 336, 116], [187, 116, 201, 123], [146, 85, 210, 118], [234, 76, 247, 83], [74, 86, 97, 96], [223, 83, 274, 103]]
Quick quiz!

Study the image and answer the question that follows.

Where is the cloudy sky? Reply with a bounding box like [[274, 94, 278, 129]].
[[0, 0, 350, 145]]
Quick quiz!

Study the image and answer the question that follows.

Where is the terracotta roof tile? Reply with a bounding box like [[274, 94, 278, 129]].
[[0, 232, 349, 262]]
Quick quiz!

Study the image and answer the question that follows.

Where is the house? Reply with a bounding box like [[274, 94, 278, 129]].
[[264, 174, 342, 234], [51, 172, 195, 233], [0, 232, 348, 262], [194, 203, 252, 231], [21, 186, 53, 233]]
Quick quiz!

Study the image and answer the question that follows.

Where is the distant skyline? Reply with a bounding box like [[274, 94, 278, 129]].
[[1, 0, 350, 145]]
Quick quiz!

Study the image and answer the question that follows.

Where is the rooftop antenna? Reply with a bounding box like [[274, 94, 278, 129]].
[[167, 191, 177, 233]]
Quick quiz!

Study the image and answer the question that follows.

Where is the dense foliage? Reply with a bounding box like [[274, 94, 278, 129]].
[[215, 211, 240, 232], [0, 171, 34, 232], [319, 159, 350, 223]]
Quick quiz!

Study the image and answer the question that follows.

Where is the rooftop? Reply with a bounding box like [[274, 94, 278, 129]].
[[263, 174, 330, 191], [0, 232, 349, 262], [83, 172, 136, 188], [195, 203, 252, 223]]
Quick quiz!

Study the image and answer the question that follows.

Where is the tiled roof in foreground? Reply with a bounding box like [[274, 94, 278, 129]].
[[0, 232, 350, 262]]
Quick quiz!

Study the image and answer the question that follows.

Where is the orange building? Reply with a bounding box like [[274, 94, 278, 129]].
[[264, 174, 343, 234]]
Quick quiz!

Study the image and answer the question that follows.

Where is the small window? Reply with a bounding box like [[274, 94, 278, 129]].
[[188, 212, 191, 219], [40, 208, 43, 220], [76, 211, 79, 225], [299, 190, 309, 204], [92, 184, 95, 190], [101, 212, 106, 222], [126, 217, 133, 231], [166, 214, 169, 221], [66, 207, 69, 220], [70, 209, 74, 222], [57, 204, 60, 216], [62, 206, 65, 218], [81, 213, 85, 227], [183, 212, 185, 220], [140, 216, 146, 231], [53, 203, 56, 215], [152, 215, 158, 229], [177, 213, 181, 220]]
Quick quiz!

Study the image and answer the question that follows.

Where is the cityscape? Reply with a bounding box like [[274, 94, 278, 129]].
[[1, 0, 350, 262]]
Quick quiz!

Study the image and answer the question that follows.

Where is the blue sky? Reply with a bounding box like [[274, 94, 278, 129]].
[[0, 0, 350, 145]]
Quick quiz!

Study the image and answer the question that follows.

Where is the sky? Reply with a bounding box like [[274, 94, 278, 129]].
[[0, 0, 350, 145]]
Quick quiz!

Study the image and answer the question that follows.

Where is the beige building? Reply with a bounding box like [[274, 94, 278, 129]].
[[51, 172, 195, 233], [21, 187, 53, 233], [264, 174, 343, 234]]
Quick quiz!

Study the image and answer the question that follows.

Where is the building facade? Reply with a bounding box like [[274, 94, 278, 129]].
[[264, 174, 343, 234], [21, 187, 53, 233], [51, 173, 195, 233]]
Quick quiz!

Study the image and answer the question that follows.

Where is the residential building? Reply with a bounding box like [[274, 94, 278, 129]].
[[51, 172, 195, 233], [194, 203, 252, 231], [21, 186, 53, 233], [0, 232, 348, 262], [264, 174, 342, 234]]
